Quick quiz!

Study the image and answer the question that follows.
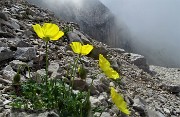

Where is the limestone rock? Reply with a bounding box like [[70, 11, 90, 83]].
[[89, 46, 108, 60], [0, 12, 9, 21], [67, 30, 91, 44], [16, 40, 30, 47], [48, 62, 59, 73], [73, 78, 89, 91], [9, 60, 27, 71], [160, 83, 180, 94], [124, 53, 150, 72], [133, 96, 147, 116], [2, 65, 16, 81], [0, 47, 14, 61], [0, 77, 11, 84], [67, 31, 82, 43], [90, 96, 101, 108], [35, 69, 46, 83], [15, 47, 36, 61], [100, 112, 111, 117], [146, 108, 165, 117]]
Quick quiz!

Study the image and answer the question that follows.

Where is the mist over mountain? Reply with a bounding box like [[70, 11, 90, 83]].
[[100, 0, 180, 67], [26, 0, 132, 51]]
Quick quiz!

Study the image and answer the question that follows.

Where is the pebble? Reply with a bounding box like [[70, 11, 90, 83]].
[[0, 78, 12, 84], [163, 108, 171, 114], [4, 105, 11, 109], [90, 96, 101, 108], [0, 84, 3, 90], [0, 107, 3, 112], [0, 99, 3, 106], [100, 112, 111, 117], [3, 100, 11, 105]]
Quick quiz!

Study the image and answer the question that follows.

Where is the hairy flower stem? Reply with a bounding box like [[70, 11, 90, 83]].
[[70, 56, 79, 94], [45, 41, 49, 86]]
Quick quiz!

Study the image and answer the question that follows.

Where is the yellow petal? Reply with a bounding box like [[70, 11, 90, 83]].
[[99, 54, 110, 72], [81, 44, 93, 55], [50, 31, 64, 40], [70, 42, 82, 54], [42, 23, 59, 38], [104, 67, 119, 79], [111, 87, 130, 115], [99, 54, 120, 79], [32, 24, 45, 38]]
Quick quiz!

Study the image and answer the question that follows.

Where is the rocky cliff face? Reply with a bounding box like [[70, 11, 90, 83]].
[[0, 0, 180, 117], [26, 0, 132, 51]]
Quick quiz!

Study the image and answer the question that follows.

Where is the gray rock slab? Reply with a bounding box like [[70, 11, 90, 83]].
[[125, 53, 150, 72], [9, 60, 27, 71], [0, 47, 14, 61], [16, 40, 30, 47], [0, 31, 15, 38], [146, 108, 165, 117], [160, 83, 180, 94], [0, 77, 11, 84], [100, 112, 111, 117], [2, 65, 16, 81], [0, 12, 9, 21], [67, 31, 82, 43], [73, 29, 91, 44], [15, 47, 36, 61], [133, 96, 147, 115], [48, 62, 59, 73]]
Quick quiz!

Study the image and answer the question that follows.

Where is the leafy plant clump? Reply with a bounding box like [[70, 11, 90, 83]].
[[12, 78, 90, 117], [11, 23, 130, 117]]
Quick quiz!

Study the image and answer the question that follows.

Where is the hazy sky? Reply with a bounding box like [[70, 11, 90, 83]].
[[100, 0, 180, 67]]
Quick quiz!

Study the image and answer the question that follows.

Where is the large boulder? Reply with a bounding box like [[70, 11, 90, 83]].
[[124, 53, 150, 73]]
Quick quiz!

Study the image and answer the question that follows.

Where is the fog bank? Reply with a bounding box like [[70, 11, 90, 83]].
[[100, 0, 180, 67]]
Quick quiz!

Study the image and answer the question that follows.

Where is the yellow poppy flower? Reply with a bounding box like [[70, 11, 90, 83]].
[[81, 44, 94, 55], [110, 87, 130, 115], [32, 23, 64, 41], [99, 54, 110, 71], [70, 42, 93, 55], [99, 54, 119, 79], [104, 67, 119, 79], [70, 42, 82, 54]]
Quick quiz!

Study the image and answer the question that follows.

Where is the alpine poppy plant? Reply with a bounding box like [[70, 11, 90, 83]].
[[32, 23, 64, 41], [111, 87, 130, 115], [99, 54, 119, 79], [70, 42, 93, 55]]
